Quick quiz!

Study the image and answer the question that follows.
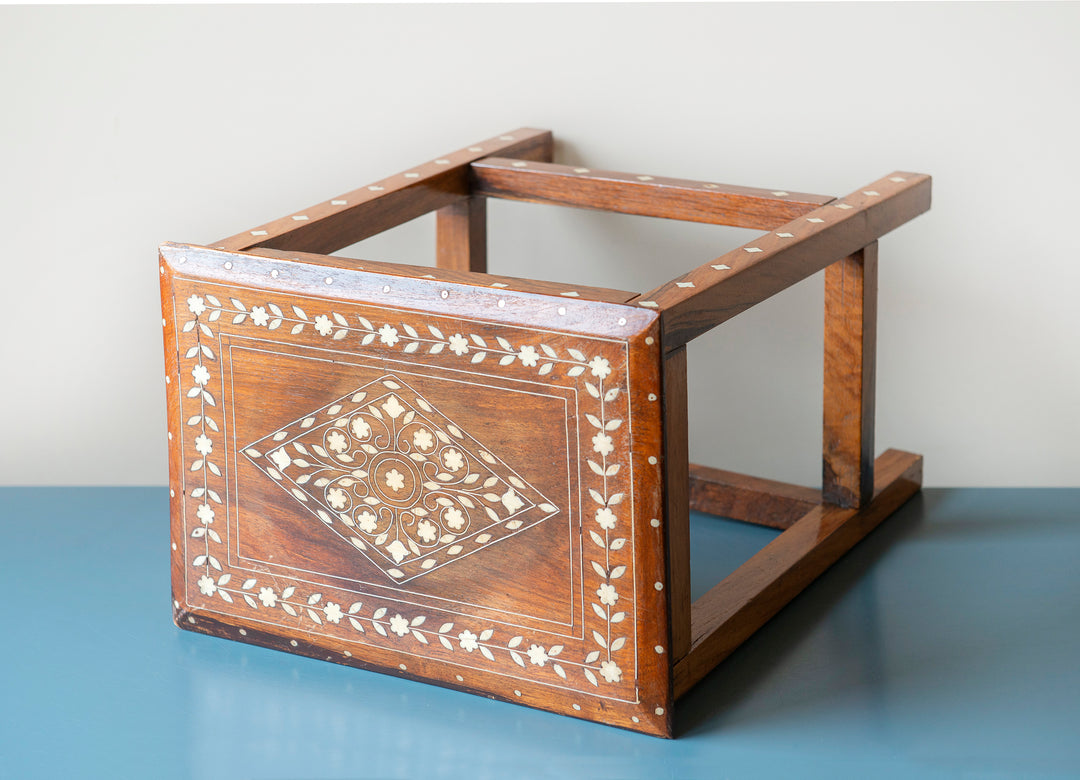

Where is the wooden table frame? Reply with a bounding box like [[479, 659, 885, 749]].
[[161, 127, 929, 737]]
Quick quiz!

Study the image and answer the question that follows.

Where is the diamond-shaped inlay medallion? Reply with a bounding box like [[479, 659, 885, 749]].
[[243, 375, 558, 582]]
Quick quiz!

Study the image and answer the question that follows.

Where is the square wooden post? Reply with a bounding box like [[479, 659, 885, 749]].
[[436, 196, 488, 273], [823, 242, 878, 508]]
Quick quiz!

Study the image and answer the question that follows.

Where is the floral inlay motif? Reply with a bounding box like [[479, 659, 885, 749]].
[[242, 376, 558, 582], [172, 280, 640, 698]]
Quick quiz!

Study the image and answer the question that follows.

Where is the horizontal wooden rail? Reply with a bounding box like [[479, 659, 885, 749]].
[[471, 158, 833, 231], [673, 449, 922, 698], [215, 129, 553, 255], [637, 172, 931, 351], [688, 464, 821, 530], [238, 245, 638, 304]]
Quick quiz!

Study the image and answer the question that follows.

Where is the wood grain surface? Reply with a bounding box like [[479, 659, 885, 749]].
[[471, 158, 833, 230], [823, 243, 878, 508]]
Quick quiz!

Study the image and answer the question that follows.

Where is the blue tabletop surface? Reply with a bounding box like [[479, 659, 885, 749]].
[[2, 487, 1078, 779]]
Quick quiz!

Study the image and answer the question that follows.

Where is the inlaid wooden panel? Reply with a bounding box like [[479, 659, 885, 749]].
[[160, 243, 673, 736]]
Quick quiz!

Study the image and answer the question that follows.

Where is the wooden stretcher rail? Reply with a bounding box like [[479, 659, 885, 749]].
[[470, 158, 834, 231], [216, 128, 553, 255], [688, 463, 821, 530], [673, 449, 923, 698], [639, 172, 931, 351]]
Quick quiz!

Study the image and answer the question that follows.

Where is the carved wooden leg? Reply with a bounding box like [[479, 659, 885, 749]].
[[436, 196, 487, 273], [823, 242, 878, 508]]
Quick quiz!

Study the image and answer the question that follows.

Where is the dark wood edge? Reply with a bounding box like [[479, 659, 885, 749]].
[[662, 348, 691, 663], [226, 244, 638, 304], [673, 448, 923, 698], [215, 128, 553, 255], [471, 158, 833, 231], [688, 463, 821, 530], [636, 172, 931, 350]]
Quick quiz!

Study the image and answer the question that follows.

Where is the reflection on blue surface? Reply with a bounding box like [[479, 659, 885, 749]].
[[2, 488, 1079, 778]]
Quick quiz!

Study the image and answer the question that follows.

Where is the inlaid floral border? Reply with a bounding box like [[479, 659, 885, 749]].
[[173, 282, 636, 696]]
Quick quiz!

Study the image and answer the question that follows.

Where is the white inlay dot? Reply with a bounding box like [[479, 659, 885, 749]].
[[632, 716, 640, 723], [676, 282, 695, 288], [514, 690, 521, 697], [574, 168, 590, 173], [331, 199, 347, 205], [655, 646, 665, 655], [162, 318, 166, 327], [835, 203, 853, 210], [807, 218, 825, 224], [224, 262, 233, 270], [435, 159, 450, 165], [655, 707, 665, 716], [650, 518, 660, 528], [618, 317, 627, 326], [499, 135, 514, 141], [455, 674, 464, 682], [404, 172, 419, 178], [497, 299, 505, 308], [648, 456, 658, 465], [239, 629, 247, 636], [440, 290, 449, 299], [557, 307, 566, 316], [292, 215, 308, 221], [344, 650, 352, 657], [772, 191, 789, 197], [382, 285, 391, 293], [159, 266, 164, 274], [188, 616, 195, 624], [167, 432, 172, 440], [368, 185, 384, 191], [639, 301, 658, 308], [250, 230, 268, 236], [511, 161, 528, 168], [171, 542, 177, 551], [654, 582, 664, 591], [468, 147, 483, 152], [399, 664, 407, 671], [290, 640, 298, 647], [703, 183, 718, 188], [863, 190, 879, 197], [645, 336, 654, 345], [889, 176, 907, 182], [572, 704, 581, 711], [165, 376, 170, 385], [637, 175, 654, 181], [270, 269, 279, 278], [324, 277, 333, 285], [776, 232, 794, 238], [170, 489, 175, 498], [744, 247, 763, 253], [174, 600, 179, 609]]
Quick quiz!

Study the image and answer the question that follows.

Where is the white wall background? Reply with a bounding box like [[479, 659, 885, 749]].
[[1, 2, 1077, 487]]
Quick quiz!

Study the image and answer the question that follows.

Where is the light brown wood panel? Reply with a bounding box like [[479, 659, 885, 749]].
[[471, 158, 833, 230], [823, 243, 878, 508], [673, 449, 922, 698], [215, 128, 553, 255], [641, 173, 930, 350]]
